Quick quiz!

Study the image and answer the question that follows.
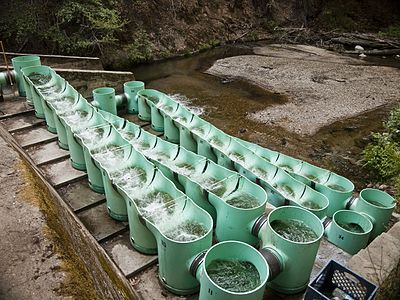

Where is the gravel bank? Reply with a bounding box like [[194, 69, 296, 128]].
[[206, 45, 400, 135]]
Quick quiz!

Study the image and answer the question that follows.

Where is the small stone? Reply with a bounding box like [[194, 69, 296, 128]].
[[355, 45, 364, 51], [239, 128, 247, 133], [359, 53, 367, 58]]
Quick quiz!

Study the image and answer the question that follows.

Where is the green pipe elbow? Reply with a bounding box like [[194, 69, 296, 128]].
[[11, 55, 41, 96], [0, 70, 17, 89], [115, 94, 126, 106], [323, 210, 373, 255], [347, 188, 396, 240]]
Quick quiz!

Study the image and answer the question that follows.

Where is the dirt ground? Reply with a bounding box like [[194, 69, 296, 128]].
[[0, 135, 69, 300], [206, 44, 400, 135]]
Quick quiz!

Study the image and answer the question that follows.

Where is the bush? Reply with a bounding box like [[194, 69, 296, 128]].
[[385, 106, 400, 143], [363, 132, 400, 180], [127, 30, 153, 64]]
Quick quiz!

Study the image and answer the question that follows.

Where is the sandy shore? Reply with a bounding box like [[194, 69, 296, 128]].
[[206, 45, 400, 135]]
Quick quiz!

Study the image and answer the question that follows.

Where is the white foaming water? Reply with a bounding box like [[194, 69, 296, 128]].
[[194, 175, 227, 197], [142, 148, 170, 163], [168, 93, 204, 116], [62, 110, 89, 126], [167, 161, 197, 177], [111, 167, 146, 192], [50, 96, 75, 113], [92, 145, 126, 170], [163, 219, 208, 242], [119, 129, 137, 141], [76, 127, 107, 150]]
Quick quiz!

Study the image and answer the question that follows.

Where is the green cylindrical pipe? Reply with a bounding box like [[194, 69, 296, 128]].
[[208, 176, 267, 245], [102, 169, 128, 221], [11, 55, 41, 99], [20, 65, 53, 119], [137, 89, 162, 122], [65, 125, 86, 171], [315, 172, 354, 217], [124, 81, 144, 114], [92, 87, 117, 115], [53, 114, 69, 150], [194, 241, 269, 300], [258, 206, 324, 294], [349, 188, 396, 240], [83, 147, 105, 193], [147, 197, 213, 295], [28, 85, 45, 119], [324, 210, 373, 255]]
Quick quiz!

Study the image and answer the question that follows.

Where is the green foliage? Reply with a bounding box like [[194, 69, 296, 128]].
[[127, 30, 153, 64], [363, 132, 400, 180], [50, 0, 126, 54], [0, 0, 125, 55], [378, 24, 400, 38], [198, 39, 221, 52], [385, 107, 400, 143]]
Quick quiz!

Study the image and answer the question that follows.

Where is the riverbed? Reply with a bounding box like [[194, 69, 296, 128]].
[[132, 43, 400, 189]]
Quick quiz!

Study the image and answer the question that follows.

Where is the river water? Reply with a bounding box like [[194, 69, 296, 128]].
[[132, 43, 399, 188]]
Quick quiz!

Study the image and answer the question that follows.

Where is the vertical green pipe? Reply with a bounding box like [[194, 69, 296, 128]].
[[194, 241, 269, 300], [11, 55, 41, 100], [124, 81, 144, 114], [324, 210, 373, 254], [349, 188, 396, 240], [92, 87, 117, 115], [258, 206, 324, 294]]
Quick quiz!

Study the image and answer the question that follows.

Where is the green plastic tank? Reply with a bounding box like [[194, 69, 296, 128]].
[[349, 188, 396, 240], [124, 81, 144, 114], [193, 241, 269, 300], [92, 87, 117, 115], [11, 55, 41, 99], [113, 155, 159, 254], [137, 89, 160, 121], [38, 74, 67, 133], [274, 153, 302, 174], [315, 172, 354, 217], [147, 90, 168, 132], [293, 161, 331, 188], [20, 65, 52, 118], [208, 174, 268, 245], [257, 206, 324, 294], [237, 138, 280, 163], [104, 149, 154, 222], [324, 210, 373, 255], [48, 83, 80, 150], [59, 97, 95, 171], [163, 104, 191, 143], [146, 195, 213, 295], [297, 185, 329, 218]]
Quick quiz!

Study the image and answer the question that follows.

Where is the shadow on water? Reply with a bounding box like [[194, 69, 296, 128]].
[[131, 45, 399, 188]]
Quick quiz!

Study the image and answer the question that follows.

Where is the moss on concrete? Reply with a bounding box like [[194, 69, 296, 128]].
[[19, 160, 101, 300]]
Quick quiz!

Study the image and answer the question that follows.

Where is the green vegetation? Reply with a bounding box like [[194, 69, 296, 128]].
[[198, 39, 221, 52], [379, 24, 400, 38], [363, 106, 400, 210], [0, 0, 125, 55], [127, 29, 153, 64]]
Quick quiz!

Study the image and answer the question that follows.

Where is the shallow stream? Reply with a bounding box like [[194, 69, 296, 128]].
[[132, 44, 400, 188]]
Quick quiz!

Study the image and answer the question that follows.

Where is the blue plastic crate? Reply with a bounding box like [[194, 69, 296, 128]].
[[305, 260, 378, 300]]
